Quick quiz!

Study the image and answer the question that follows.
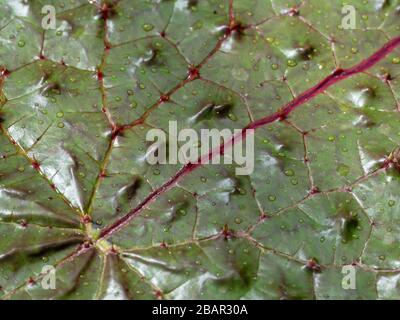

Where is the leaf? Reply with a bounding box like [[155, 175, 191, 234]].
[[0, 0, 399, 300]]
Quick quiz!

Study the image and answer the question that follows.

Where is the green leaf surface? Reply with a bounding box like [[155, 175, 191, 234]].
[[0, 0, 399, 300]]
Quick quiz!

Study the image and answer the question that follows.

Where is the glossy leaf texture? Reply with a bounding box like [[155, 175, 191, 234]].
[[0, 0, 399, 300]]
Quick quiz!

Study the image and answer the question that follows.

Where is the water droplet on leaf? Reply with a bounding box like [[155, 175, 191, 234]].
[[337, 164, 350, 177], [284, 169, 294, 176], [142, 23, 154, 32]]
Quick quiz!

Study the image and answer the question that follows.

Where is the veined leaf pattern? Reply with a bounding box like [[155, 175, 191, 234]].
[[0, 0, 399, 299]]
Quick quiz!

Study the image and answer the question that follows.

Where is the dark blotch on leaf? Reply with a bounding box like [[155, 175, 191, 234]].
[[193, 103, 233, 122], [42, 82, 62, 96], [377, 0, 392, 10], [126, 178, 143, 200], [187, 0, 198, 9], [357, 86, 376, 101], [341, 216, 359, 242], [364, 119, 377, 128], [175, 201, 189, 217], [232, 177, 246, 196], [144, 47, 162, 66], [295, 44, 316, 61], [213, 104, 233, 118]]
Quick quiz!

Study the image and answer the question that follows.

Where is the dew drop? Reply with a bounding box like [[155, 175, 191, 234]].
[[192, 20, 203, 30], [142, 23, 154, 32], [154, 42, 163, 49], [287, 59, 297, 67], [337, 164, 350, 177], [234, 217, 242, 224], [228, 113, 237, 121], [130, 101, 138, 109], [284, 169, 294, 176], [392, 57, 400, 64]]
